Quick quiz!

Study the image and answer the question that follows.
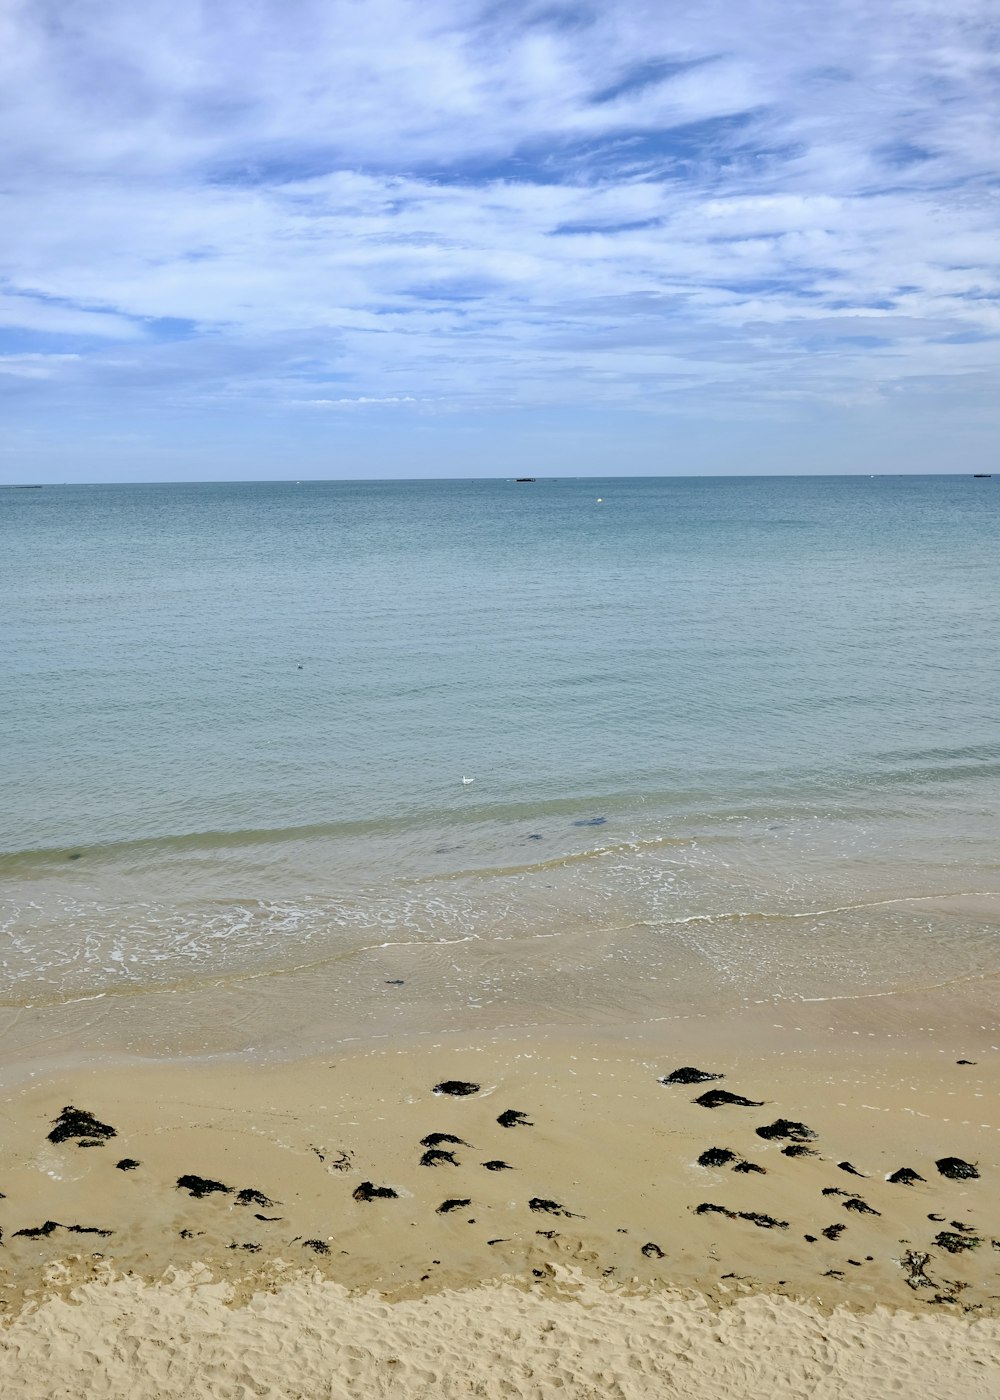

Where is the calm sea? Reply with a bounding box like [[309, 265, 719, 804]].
[[2, 477, 999, 1061]]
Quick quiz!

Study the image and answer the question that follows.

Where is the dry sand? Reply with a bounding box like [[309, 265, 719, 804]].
[[1, 991, 998, 1396], [3, 1266, 1000, 1400]]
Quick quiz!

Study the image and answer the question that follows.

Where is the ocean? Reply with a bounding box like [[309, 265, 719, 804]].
[[2, 476, 998, 1064]]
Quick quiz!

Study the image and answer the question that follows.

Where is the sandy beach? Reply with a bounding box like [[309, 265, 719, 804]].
[[1, 984, 998, 1396]]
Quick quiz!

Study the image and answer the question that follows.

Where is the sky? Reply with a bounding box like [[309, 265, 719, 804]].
[[1, 0, 998, 481]]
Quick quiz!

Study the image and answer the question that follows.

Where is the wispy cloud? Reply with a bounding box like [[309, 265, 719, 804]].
[[1, 0, 998, 475]]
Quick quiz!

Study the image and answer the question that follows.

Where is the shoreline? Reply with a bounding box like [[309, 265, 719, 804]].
[[2, 957, 999, 1090], [2, 990, 997, 1307], [1, 985, 998, 1395]]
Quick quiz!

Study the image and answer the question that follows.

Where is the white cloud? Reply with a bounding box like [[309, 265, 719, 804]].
[[0, 0, 997, 461]]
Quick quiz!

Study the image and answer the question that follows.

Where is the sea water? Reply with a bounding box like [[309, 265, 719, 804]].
[[2, 477, 998, 1060]]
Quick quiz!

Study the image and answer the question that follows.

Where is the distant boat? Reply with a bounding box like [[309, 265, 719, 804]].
[[973, 473, 991, 478], [515, 477, 536, 483], [8, 484, 42, 489]]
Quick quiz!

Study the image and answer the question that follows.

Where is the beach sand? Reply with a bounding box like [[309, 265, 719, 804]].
[[1, 983, 999, 1396]]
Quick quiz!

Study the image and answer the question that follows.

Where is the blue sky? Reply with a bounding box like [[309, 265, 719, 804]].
[[1, 0, 998, 480]]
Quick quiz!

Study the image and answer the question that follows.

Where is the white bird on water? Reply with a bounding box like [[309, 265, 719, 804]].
[[461, 775, 475, 784]]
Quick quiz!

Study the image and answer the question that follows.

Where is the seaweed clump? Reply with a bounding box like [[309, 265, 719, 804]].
[[739, 1212, 787, 1230], [660, 1067, 724, 1086], [353, 1182, 398, 1202], [697, 1147, 736, 1168], [236, 1188, 276, 1207], [934, 1231, 981, 1254], [528, 1198, 580, 1218], [693, 1203, 786, 1229], [936, 1157, 979, 1181], [433, 1081, 480, 1097], [177, 1175, 232, 1199], [497, 1110, 533, 1128], [14, 1221, 112, 1238], [48, 1107, 116, 1146], [842, 1196, 880, 1216], [420, 1149, 459, 1168], [694, 1089, 763, 1109], [756, 1119, 817, 1142], [888, 1167, 925, 1186]]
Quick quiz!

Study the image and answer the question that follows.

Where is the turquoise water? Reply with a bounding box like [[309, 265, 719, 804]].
[[2, 476, 999, 1054]]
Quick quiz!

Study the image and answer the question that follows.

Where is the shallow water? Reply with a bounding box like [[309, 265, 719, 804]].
[[2, 476, 999, 1060]]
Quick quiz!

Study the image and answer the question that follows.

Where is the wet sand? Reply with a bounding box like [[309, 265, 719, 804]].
[[1, 987, 999, 1396]]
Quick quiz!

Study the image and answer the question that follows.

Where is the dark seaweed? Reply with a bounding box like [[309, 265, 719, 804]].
[[177, 1175, 232, 1199], [115, 1159, 141, 1172], [697, 1147, 736, 1168], [48, 1107, 116, 1146], [756, 1119, 817, 1142], [738, 1212, 787, 1230], [843, 1197, 880, 1216], [352, 1182, 398, 1202], [572, 817, 607, 826], [497, 1110, 533, 1129], [528, 1198, 580, 1217], [822, 1223, 846, 1241], [641, 1242, 665, 1259], [934, 1231, 981, 1254], [236, 1188, 276, 1208], [482, 1160, 513, 1172], [936, 1157, 979, 1181], [420, 1149, 459, 1167], [888, 1167, 925, 1186], [302, 1239, 330, 1254], [421, 1133, 469, 1148], [694, 1090, 763, 1109], [901, 1250, 934, 1290], [695, 1203, 734, 1218], [837, 1162, 865, 1177], [733, 1160, 765, 1175], [436, 1199, 472, 1214], [433, 1081, 480, 1097], [660, 1067, 724, 1086], [14, 1221, 112, 1239], [781, 1144, 817, 1158]]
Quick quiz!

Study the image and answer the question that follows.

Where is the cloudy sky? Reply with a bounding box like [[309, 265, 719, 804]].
[[1, 0, 998, 480]]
